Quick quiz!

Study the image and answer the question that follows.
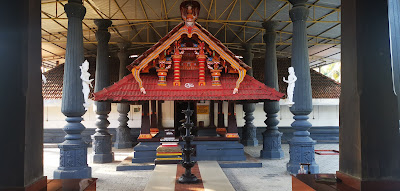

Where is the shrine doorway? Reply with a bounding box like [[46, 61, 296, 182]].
[[174, 101, 197, 137]]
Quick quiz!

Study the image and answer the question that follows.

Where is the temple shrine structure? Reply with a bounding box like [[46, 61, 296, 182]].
[[4, 0, 400, 190], [93, 1, 284, 162]]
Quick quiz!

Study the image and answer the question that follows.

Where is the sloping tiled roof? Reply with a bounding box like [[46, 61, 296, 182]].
[[42, 57, 120, 100], [42, 63, 65, 100], [253, 58, 341, 99], [93, 70, 284, 101], [42, 58, 341, 100]]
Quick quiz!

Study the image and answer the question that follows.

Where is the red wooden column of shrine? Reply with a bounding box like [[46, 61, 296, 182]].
[[172, 49, 182, 86], [138, 101, 152, 139], [226, 101, 239, 138], [197, 43, 206, 86]]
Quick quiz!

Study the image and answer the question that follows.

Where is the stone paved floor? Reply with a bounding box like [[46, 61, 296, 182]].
[[44, 144, 339, 191]]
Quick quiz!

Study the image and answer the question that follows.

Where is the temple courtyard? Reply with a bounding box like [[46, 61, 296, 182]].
[[43, 143, 338, 191]]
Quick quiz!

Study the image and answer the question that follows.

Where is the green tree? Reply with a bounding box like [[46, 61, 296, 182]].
[[319, 62, 341, 82]]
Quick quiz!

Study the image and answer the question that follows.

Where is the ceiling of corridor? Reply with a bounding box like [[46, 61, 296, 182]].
[[41, 0, 341, 69]]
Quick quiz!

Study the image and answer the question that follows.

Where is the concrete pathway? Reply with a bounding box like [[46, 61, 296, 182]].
[[144, 164, 176, 191]]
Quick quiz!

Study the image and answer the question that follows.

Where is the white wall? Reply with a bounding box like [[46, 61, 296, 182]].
[[44, 100, 142, 129], [43, 99, 339, 129]]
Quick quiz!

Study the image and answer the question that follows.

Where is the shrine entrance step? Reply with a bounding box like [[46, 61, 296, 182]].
[[116, 153, 155, 171], [155, 141, 183, 165], [144, 161, 235, 191]]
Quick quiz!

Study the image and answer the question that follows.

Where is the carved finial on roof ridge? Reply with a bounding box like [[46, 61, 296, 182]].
[[180, 1, 200, 27]]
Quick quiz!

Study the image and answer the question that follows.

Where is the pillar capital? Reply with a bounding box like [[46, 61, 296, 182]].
[[263, 21, 279, 44], [241, 43, 254, 52], [94, 19, 112, 30], [262, 20, 279, 32], [64, 1, 86, 20], [95, 19, 112, 43], [288, 0, 308, 6], [241, 43, 254, 76], [289, 1, 309, 22], [117, 42, 131, 52], [117, 42, 131, 64]]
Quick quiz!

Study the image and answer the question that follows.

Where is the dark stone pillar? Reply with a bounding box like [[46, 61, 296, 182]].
[[226, 101, 239, 138], [338, 1, 400, 189], [92, 19, 114, 163], [138, 101, 152, 139], [389, 0, 400, 121], [54, 0, 91, 179], [150, 100, 158, 133], [241, 44, 257, 146], [260, 21, 284, 159], [286, 0, 319, 174], [217, 101, 225, 128], [242, 104, 258, 146], [158, 101, 163, 129], [114, 42, 133, 149], [216, 101, 226, 135], [242, 43, 254, 76], [0, 0, 46, 189], [208, 100, 216, 128]]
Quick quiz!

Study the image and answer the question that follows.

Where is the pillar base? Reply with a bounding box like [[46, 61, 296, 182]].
[[54, 166, 92, 179], [54, 143, 91, 179], [287, 162, 319, 175], [92, 134, 114, 163], [93, 153, 114, 163], [261, 149, 284, 159], [114, 127, 133, 149], [242, 138, 258, 147], [114, 142, 133, 149], [286, 141, 319, 174], [260, 131, 284, 159]]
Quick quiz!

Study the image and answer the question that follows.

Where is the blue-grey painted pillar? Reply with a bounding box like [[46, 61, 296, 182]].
[[241, 43, 258, 146], [339, 0, 400, 187], [54, 0, 91, 179], [114, 42, 133, 149], [389, 0, 400, 121], [260, 21, 284, 159], [286, 0, 319, 174], [242, 43, 254, 76], [92, 19, 114, 163]]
